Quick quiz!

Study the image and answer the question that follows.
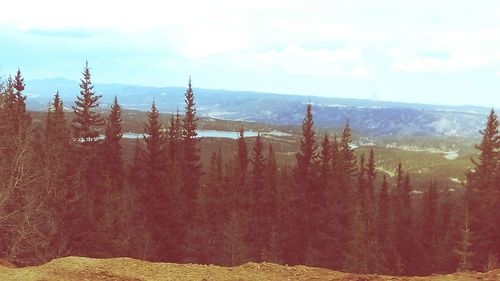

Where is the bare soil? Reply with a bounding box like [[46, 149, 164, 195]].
[[0, 256, 498, 281]]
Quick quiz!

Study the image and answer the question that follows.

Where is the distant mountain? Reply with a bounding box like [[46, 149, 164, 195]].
[[25, 78, 491, 137]]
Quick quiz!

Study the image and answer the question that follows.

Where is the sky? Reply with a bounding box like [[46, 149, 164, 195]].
[[0, 0, 499, 107]]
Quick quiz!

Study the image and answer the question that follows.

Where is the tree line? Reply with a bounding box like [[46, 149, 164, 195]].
[[0, 63, 498, 275]]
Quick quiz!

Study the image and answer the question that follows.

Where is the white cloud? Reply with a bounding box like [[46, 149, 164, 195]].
[[496, 71, 500, 77], [231, 46, 370, 77], [392, 51, 490, 73]]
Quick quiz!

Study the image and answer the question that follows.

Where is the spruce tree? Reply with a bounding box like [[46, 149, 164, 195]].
[[416, 180, 439, 274], [357, 153, 367, 206], [319, 132, 332, 181], [72, 61, 104, 142], [377, 174, 390, 271], [99, 96, 125, 256], [181, 78, 201, 212], [295, 102, 316, 183], [467, 109, 499, 268], [248, 134, 268, 260], [70, 62, 105, 256], [366, 148, 376, 205], [103, 96, 124, 189], [127, 138, 145, 258], [288, 102, 317, 265], [181, 78, 202, 260], [43, 92, 85, 259], [141, 101, 167, 260]]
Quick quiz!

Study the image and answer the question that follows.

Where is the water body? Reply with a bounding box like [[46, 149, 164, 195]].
[[121, 130, 259, 140], [443, 151, 459, 160]]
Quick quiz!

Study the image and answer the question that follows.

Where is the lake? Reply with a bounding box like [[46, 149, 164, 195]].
[[121, 130, 259, 140]]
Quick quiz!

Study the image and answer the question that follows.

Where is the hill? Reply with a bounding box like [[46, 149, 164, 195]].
[[0, 256, 498, 281], [25, 78, 491, 137]]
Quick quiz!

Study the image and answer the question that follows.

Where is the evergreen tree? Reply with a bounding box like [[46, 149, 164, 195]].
[[99, 96, 126, 257], [357, 154, 367, 206], [103, 96, 124, 189], [181, 78, 202, 260], [72, 61, 104, 142], [43, 93, 85, 259], [70, 62, 105, 256], [164, 110, 184, 262], [391, 164, 414, 274], [467, 109, 499, 268], [181, 78, 201, 214], [455, 201, 474, 271], [236, 127, 249, 185], [332, 121, 358, 267], [319, 132, 332, 181], [286, 102, 317, 265], [416, 180, 439, 274], [12, 69, 31, 131], [295, 102, 316, 183], [166, 110, 183, 188], [366, 148, 376, 205], [344, 203, 369, 273], [248, 134, 269, 260], [141, 101, 167, 260], [0, 71, 38, 264], [377, 174, 391, 272], [127, 138, 146, 258], [264, 143, 279, 262]]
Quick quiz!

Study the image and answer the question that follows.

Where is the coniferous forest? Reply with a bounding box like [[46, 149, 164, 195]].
[[0, 64, 498, 276]]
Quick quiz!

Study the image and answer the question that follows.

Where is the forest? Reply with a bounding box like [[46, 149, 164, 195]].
[[0, 63, 498, 276]]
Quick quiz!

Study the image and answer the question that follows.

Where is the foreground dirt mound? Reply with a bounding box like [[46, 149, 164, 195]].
[[0, 256, 498, 281]]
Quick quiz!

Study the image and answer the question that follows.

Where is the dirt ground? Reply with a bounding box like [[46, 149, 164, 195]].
[[0, 256, 498, 281]]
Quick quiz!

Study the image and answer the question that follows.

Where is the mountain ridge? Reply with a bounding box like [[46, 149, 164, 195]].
[[24, 78, 491, 137]]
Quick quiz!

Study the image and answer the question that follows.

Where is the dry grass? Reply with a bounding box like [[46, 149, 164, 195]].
[[0, 256, 498, 281]]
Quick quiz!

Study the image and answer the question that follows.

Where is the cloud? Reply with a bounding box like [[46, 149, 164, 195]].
[[392, 51, 490, 73], [26, 29, 96, 38], [230, 46, 370, 78]]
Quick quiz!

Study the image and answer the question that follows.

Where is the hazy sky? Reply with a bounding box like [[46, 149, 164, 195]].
[[1, 0, 499, 107]]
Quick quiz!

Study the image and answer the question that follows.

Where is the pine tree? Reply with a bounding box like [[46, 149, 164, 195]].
[[357, 153, 367, 206], [99, 96, 126, 257], [127, 138, 145, 258], [366, 148, 376, 205], [0, 71, 38, 264], [377, 174, 390, 271], [180, 78, 202, 261], [164, 110, 184, 262], [332, 121, 358, 267], [295, 102, 316, 183], [141, 101, 167, 260], [287, 102, 317, 265], [12, 69, 31, 131], [251, 134, 265, 187], [42, 93, 85, 259], [72, 61, 104, 142], [455, 201, 474, 271], [344, 203, 369, 274], [340, 120, 357, 180], [70, 62, 106, 256], [166, 110, 183, 181], [248, 134, 269, 260], [319, 132, 332, 180], [181, 78, 201, 214], [103, 96, 124, 189], [416, 180, 439, 274], [392, 164, 414, 274], [467, 109, 499, 268], [236, 127, 249, 186], [264, 143, 279, 262]]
